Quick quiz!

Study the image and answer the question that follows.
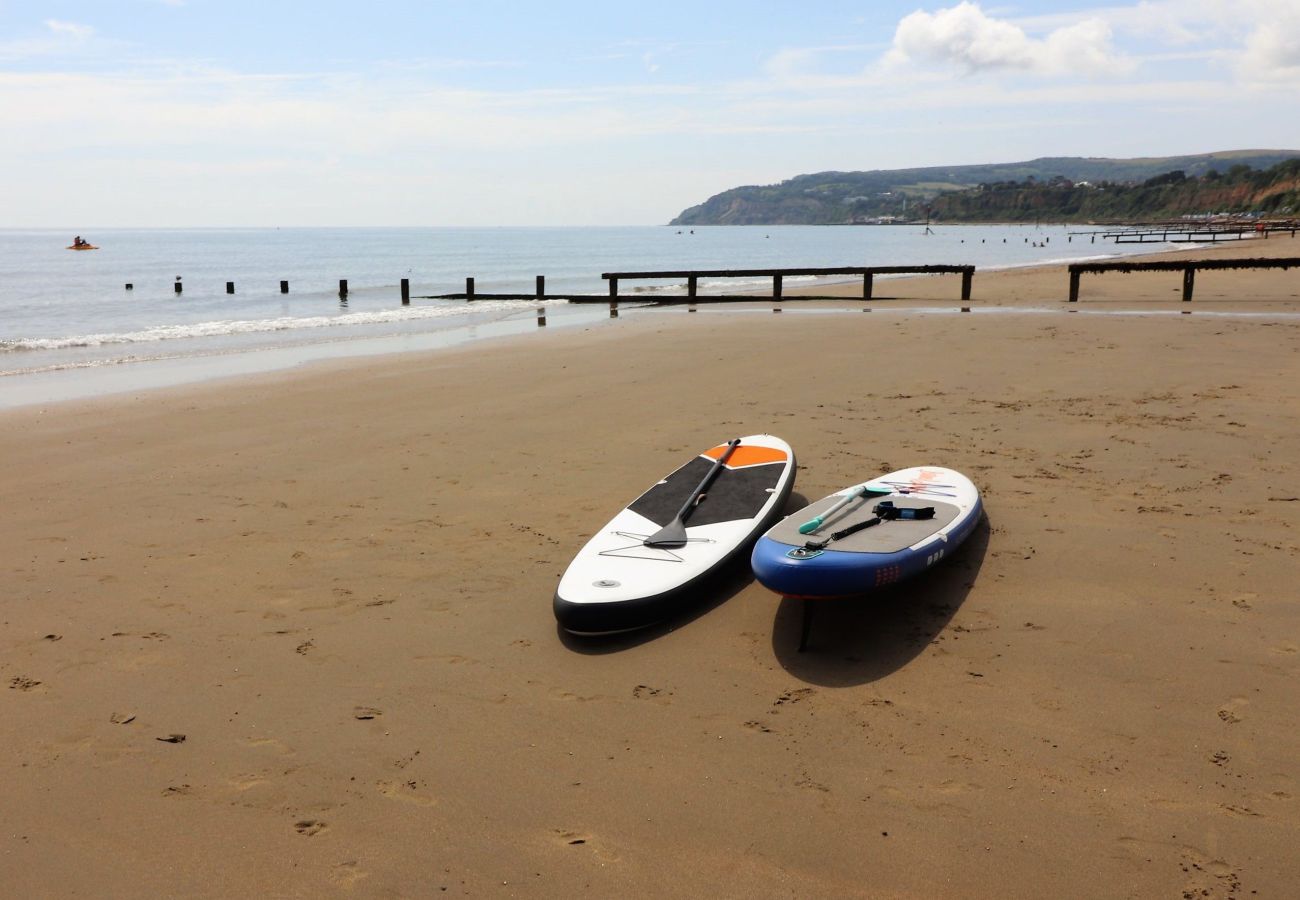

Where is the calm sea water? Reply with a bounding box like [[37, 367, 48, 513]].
[[0, 224, 1178, 406]]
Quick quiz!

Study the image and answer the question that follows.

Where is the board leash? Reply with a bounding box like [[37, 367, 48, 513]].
[[799, 502, 935, 552]]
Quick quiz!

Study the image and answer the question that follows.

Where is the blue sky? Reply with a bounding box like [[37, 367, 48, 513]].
[[2, 1, 1298, 226]]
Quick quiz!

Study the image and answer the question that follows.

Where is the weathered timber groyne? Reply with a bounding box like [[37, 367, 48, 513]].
[[1067, 257, 1300, 302]]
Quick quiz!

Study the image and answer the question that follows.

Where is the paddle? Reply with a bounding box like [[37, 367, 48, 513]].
[[797, 485, 891, 534], [644, 438, 742, 548]]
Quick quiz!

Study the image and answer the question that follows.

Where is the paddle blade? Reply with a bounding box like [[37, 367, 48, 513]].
[[644, 519, 687, 548], [797, 517, 824, 535]]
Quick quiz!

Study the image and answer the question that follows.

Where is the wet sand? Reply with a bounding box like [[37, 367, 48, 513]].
[[1, 236, 1298, 897]]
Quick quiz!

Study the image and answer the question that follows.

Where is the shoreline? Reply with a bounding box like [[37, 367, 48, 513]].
[[3, 232, 1297, 412]]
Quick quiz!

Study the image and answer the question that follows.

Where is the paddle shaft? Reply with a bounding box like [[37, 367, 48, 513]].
[[798, 487, 866, 534], [644, 438, 741, 547], [798, 484, 892, 534], [671, 437, 741, 524]]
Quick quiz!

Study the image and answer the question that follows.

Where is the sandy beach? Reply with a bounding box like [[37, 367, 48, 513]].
[[2, 236, 1298, 897]]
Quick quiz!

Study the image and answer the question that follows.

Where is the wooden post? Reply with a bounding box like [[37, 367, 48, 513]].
[[226, 281, 235, 294], [773, 274, 783, 300], [688, 275, 697, 299], [401, 278, 410, 305], [536, 307, 546, 327], [961, 268, 973, 301], [609, 299, 618, 319], [280, 280, 289, 294], [125, 283, 133, 291], [338, 279, 348, 298], [536, 275, 545, 300], [174, 281, 182, 295], [608, 277, 618, 301], [1068, 270, 1081, 303], [863, 272, 873, 300], [466, 277, 475, 301], [1182, 267, 1195, 302]]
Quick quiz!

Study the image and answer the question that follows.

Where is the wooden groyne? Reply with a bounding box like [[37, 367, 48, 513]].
[[598, 265, 975, 302], [1069, 221, 1299, 244], [1067, 257, 1300, 302], [121, 254, 1296, 309]]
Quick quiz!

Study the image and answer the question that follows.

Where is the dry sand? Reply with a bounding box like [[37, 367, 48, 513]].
[[2, 236, 1298, 897]]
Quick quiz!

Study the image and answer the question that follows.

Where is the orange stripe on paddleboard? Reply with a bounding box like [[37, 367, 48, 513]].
[[703, 445, 789, 467]]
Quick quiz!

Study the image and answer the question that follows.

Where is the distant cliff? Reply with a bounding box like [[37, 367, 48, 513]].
[[669, 150, 1300, 225]]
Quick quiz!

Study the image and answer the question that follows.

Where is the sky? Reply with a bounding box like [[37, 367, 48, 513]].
[[2, 0, 1298, 226]]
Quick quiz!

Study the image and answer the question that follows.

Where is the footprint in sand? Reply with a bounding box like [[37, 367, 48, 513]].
[[329, 861, 369, 889], [229, 774, 268, 793], [377, 780, 435, 807], [353, 706, 382, 720], [1230, 593, 1256, 611], [1177, 848, 1241, 898], [795, 773, 830, 793], [549, 689, 604, 703], [1216, 698, 1248, 725], [773, 687, 816, 708], [1116, 837, 1241, 897], [243, 737, 294, 755], [295, 819, 328, 836], [631, 685, 673, 704], [8, 676, 41, 691], [933, 779, 983, 796]]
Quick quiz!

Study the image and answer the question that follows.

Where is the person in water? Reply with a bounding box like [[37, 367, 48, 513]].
[[73, 236, 85, 247]]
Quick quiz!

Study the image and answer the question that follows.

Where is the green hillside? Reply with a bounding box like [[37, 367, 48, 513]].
[[669, 151, 1300, 225], [930, 160, 1300, 223]]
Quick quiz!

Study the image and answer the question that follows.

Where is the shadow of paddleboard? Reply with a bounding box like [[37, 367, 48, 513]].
[[769, 515, 989, 686]]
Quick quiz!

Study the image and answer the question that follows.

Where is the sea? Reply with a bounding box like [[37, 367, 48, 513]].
[[0, 224, 1186, 408]]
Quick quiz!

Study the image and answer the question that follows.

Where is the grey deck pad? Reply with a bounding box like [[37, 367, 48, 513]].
[[767, 494, 961, 554]]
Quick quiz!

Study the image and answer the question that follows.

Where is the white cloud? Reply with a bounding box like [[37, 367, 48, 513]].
[[885, 2, 1132, 76], [1238, 2, 1300, 81], [0, 19, 98, 60], [44, 20, 95, 41]]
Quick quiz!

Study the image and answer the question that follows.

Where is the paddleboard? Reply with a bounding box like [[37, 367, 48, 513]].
[[751, 465, 982, 602], [555, 434, 796, 634], [66, 244, 98, 251]]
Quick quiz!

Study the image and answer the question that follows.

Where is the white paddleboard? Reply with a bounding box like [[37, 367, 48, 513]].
[[555, 434, 796, 634]]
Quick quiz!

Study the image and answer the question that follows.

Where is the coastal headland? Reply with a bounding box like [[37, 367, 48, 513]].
[[1, 236, 1297, 896]]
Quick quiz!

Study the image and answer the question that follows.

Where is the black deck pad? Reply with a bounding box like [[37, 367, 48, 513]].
[[627, 457, 785, 528]]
